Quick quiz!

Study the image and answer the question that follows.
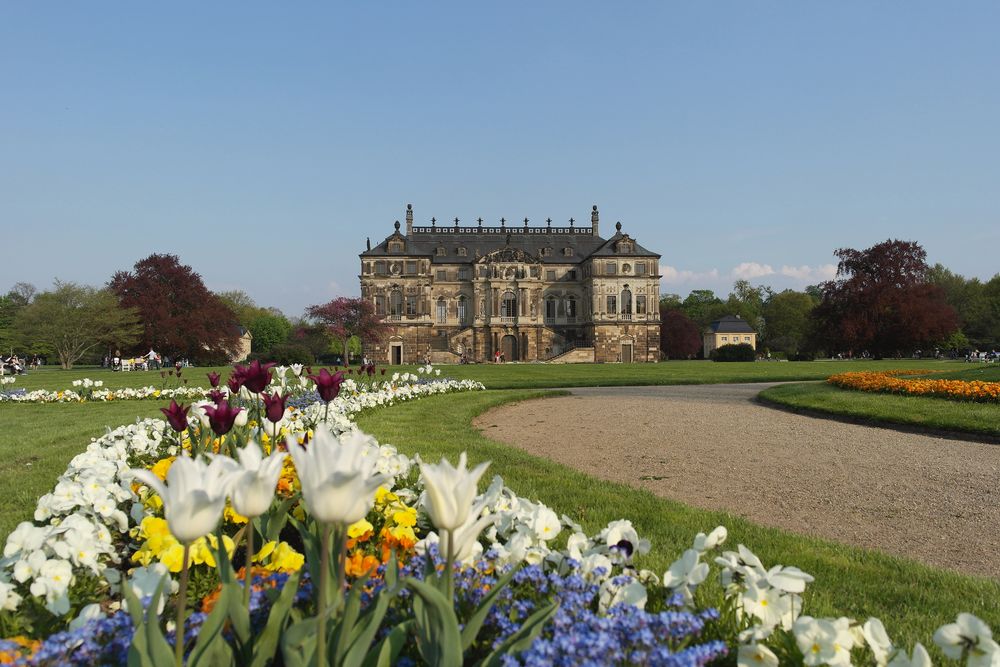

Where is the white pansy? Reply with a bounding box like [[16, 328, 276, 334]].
[[934, 613, 998, 664], [737, 643, 779, 667], [598, 576, 647, 613], [662, 549, 710, 590], [766, 564, 815, 594], [0, 579, 22, 611], [528, 505, 561, 542], [128, 563, 175, 615], [693, 525, 728, 552], [863, 617, 894, 666], [741, 580, 793, 629], [887, 644, 932, 667], [68, 603, 104, 631]]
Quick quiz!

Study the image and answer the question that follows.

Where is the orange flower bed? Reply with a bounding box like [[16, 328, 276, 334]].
[[827, 370, 1000, 403]]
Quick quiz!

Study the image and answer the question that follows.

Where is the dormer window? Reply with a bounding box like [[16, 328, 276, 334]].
[[388, 241, 405, 253], [457, 246, 468, 256], [563, 247, 574, 257], [540, 247, 553, 257], [436, 247, 447, 256], [615, 241, 633, 254]]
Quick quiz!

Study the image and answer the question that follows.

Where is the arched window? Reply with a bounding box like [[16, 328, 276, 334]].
[[389, 291, 403, 318], [436, 297, 447, 323], [621, 287, 633, 314], [457, 295, 467, 324], [501, 291, 517, 318]]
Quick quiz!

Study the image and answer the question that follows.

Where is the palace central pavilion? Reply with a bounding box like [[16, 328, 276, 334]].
[[359, 205, 662, 364]]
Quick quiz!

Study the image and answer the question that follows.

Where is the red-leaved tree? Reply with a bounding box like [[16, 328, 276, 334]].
[[810, 240, 958, 358], [108, 254, 240, 362], [306, 297, 386, 364], [659, 306, 702, 359]]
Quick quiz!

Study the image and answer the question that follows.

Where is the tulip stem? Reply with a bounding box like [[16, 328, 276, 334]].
[[175, 542, 191, 667], [444, 528, 455, 603], [244, 526, 254, 611], [317, 522, 332, 667]]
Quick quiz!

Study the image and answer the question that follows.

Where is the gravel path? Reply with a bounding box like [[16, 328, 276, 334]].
[[473, 384, 1000, 579]]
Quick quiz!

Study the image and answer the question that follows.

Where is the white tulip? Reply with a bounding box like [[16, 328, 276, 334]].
[[130, 455, 231, 543], [216, 442, 286, 519], [419, 452, 490, 531], [287, 426, 387, 526]]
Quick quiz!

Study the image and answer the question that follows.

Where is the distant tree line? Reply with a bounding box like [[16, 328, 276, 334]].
[[660, 239, 1000, 360], [1, 254, 386, 369]]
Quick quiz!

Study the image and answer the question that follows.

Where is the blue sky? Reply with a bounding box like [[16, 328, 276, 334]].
[[2, 2, 998, 315]]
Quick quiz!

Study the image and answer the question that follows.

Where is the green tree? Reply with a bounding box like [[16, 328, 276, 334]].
[[14, 281, 142, 369], [249, 312, 292, 357], [927, 264, 990, 347], [761, 289, 817, 355], [680, 290, 723, 330]]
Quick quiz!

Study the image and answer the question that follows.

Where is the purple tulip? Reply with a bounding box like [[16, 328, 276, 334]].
[[227, 367, 246, 394], [307, 368, 345, 403], [380, 368, 386, 376], [262, 391, 288, 423], [237, 360, 276, 394], [208, 389, 225, 404], [366, 364, 375, 377], [159, 400, 190, 433], [202, 399, 244, 436], [207, 371, 221, 388]]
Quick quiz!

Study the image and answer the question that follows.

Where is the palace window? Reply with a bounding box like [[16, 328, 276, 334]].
[[374, 261, 386, 275], [530, 266, 540, 278], [606, 295, 617, 313], [457, 247, 468, 256], [458, 267, 471, 280], [389, 291, 403, 317], [540, 247, 553, 257], [375, 295, 386, 316], [546, 297, 557, 319], [436, 270, 447, 281], [563, 247, 574, 256], [501, 291, 517, 318], [567, 270, 577, 280], [406, 296, 418, 316], [388, 241, 404, 253], [605, 262, 617, 275], [636, 295, 646, 315], [621, 287, 633, 314], [566, 296, 577, 318], [545, 269, 556, 281], [405, 261, 417, 275], [635, 262, 646, 275], [457, 296, 467, 323], [436, 247, 447, 256], [436, 298, 447, 323]]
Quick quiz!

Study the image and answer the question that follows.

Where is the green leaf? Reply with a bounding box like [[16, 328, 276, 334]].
[[460, 566, 518, 651], [259, 496, 298, 542], [143, 581, 176, 667], [477, 600, 559, 667], [342, 586, 393, 667], [280, 616, 318, 667], [407, 578, 463, 667], [249, 570, 301, 667], [188, 583, 234, 667], [333, 569, 368, 662], [360, 620, 412, 667]]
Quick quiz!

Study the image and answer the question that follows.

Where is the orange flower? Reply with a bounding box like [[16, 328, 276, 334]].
[[345, 551, 381, 578]]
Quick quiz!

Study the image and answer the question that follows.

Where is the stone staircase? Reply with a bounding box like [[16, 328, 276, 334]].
[[547, 346, 595, 364]]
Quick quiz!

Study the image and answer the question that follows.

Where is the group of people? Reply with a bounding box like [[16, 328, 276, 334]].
[[1, 354, 39, 375], [493, 350, 507, 363], [102, 349, 191, 372]]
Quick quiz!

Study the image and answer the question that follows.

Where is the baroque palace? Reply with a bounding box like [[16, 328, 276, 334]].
[[359, 205, 661, 364]]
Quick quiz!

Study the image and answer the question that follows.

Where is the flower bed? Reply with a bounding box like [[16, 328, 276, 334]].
[[827, 370, 1000, 403], [0, 363, 996, 666]]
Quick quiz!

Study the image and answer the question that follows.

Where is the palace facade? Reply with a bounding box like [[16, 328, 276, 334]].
[[359, 205, 661, 364]]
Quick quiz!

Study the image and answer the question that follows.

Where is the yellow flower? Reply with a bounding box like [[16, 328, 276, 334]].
[[348, 518, 374, 539], [150, 457, 175, 481], [224, 504, 248, 525], [253, 540, 304, 572], [375, 486, 398, 506], [159, 542, 187, 572], [391, 506, 417, 528]]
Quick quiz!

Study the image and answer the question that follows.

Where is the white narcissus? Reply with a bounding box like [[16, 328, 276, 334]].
[[130, 455, 231, 543], [286, 427, 387, 526], [419, 452, 490, 532], [216, 441, 286, 519]]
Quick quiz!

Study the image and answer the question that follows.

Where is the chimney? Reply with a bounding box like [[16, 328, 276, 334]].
[[591, 205, 599, 236], [405, 203, 414, 236]]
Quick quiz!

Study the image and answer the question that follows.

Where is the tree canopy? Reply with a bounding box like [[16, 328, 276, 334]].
[[761, 290, 817, 355], [306, 297, 385, 364], [659, 307, 702, 359], [810, 239, 958, 357], [13, 281, 141, 368], [108, 254, 240, 362]]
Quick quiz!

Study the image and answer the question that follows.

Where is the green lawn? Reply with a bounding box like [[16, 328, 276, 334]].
[[1, 384, 997, 652], [0, 402, 166, 539], [920, 363, 1000, 382], [6, 359, 969, 393], [357, 390, 1000, 651], [759, 382, 1000, 437]]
